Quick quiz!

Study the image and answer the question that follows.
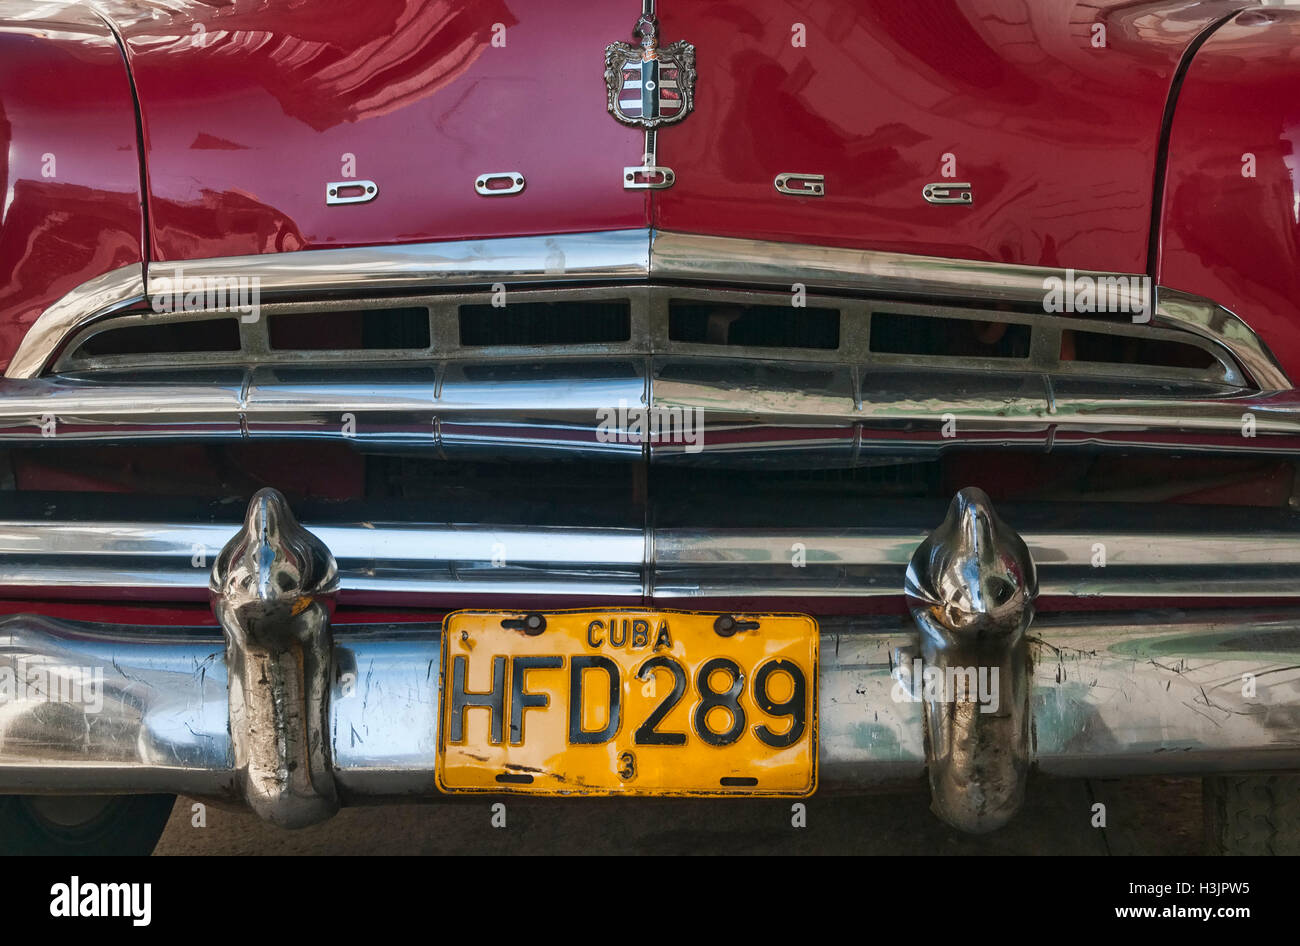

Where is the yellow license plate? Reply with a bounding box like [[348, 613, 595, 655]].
[[436, 609, 818, 796]]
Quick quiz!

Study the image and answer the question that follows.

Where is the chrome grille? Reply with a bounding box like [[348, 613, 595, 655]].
[[54, 284, 1247, 389]]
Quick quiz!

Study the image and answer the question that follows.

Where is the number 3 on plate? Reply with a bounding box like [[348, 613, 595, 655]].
[[617, 751, 636, 781]]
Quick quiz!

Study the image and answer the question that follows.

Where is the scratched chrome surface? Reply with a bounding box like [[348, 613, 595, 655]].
[[2, 609, 1298, 798]]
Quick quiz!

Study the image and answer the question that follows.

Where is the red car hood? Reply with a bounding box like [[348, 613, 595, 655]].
[[102, 0, 1243, 273]]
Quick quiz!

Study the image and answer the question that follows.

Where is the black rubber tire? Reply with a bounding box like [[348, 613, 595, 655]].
[[1204, 775, 1300, 855], [0, 794, 175, 856]]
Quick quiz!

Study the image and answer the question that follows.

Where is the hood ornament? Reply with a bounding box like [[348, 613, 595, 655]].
[[605, 12, 695, 130], [605, 6, 695, 189]]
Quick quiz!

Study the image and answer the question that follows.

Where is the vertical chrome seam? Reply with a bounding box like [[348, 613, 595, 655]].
[[237, 368, 253, 439], [1145, 9, 1240, 275], [89, 6, 151, 287]]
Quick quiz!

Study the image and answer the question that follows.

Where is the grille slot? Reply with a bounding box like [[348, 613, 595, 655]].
[[871, 312, 1030, 358], [269, 307, 429, 351], [1063, 329, 1216, 371], [77, 318, 240, 357], [459, 301, 630, 347], [668, 301, 839, 350]]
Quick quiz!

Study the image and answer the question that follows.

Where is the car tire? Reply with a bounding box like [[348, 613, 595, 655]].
[[0, 794, 176, 856], [1204, 775, 1300, 855]]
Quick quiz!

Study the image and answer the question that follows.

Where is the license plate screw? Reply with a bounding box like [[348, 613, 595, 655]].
[[502, 612, 547, 635], [713, 614, 759, 637]]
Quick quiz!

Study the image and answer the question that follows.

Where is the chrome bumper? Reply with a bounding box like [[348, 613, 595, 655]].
[[1, 488, 1298, 832], [2, 609, 1299, 797]]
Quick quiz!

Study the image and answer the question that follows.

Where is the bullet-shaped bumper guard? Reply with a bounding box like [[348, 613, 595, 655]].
[[209, 488, 340, 828], [904, 488, 1036, 833]]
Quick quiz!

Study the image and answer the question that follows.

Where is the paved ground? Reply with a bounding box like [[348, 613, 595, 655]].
[[154, 775, 1203, 855]]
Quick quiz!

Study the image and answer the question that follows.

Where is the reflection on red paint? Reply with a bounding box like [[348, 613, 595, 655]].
[[0, 6, 144, 373], [110, 0, 646, 262], [1158, 9, 1300, 386]]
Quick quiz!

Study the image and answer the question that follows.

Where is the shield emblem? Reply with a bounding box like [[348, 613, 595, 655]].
[[605, 15, 695, 129]]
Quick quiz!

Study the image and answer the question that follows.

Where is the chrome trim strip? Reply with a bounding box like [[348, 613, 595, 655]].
[[1155, 288, 1289, 391], [2, 609, 1298, 795], [6, 264, 145, 381], [0, 365, 1296, 457], [0, 514, 1296, 602], [6, 231, 1287, 391], [649, 230, 1133, 305], [152, 229, 651, 298], [0, 520, 647, 600]]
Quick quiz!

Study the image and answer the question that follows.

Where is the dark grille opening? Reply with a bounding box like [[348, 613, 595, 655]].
[[268, 307, 430, 351], [870, 313, 1031, 358], [458, 360, 639, 381], [77, 318, 241, 357], [1062, 330, 1216, 371], [458, 301, 631, 347], [669, 302, 839, 350], [738, 462, 940, 494]]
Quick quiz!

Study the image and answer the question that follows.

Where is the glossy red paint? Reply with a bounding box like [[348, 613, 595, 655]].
[[0, 599, 215, 626], [1157, 7, 1300, 387], [97, 0, 649, 263], [41, 0, 1242, 274], [0, 2, 144, 375], [653, 0, 1242, 271]]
